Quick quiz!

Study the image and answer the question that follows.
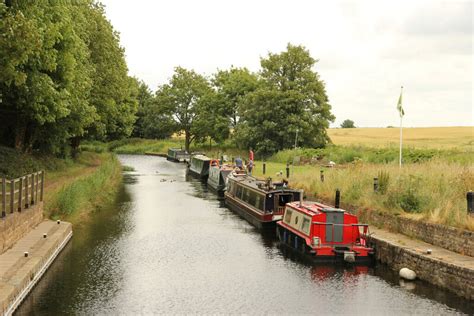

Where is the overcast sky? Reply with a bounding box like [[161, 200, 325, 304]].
[[100, 0, 473, 128]]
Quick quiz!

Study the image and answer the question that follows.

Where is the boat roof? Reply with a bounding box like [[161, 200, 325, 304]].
[[192, 154, 211, 161], [228, 173, 300, 194], [169, 148, 188, 153], [286, 201, 346, 216]]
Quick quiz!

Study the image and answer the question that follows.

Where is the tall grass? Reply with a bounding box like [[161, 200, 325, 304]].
[[46, 154, 122, 219], [288, 160, 474, 230]]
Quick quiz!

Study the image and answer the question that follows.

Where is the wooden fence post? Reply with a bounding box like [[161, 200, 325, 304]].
[[40, 171, 44, 202], [35, 172, 39, 204], [18, 177, 23, 212], [25, 176, 29, 208], [10, 179, 14, 213], [30, 174, 35, 205], [1, 177, 5, 218]]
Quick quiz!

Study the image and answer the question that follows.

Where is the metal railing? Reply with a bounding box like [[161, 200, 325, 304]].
[[1, 171, 45, 218]]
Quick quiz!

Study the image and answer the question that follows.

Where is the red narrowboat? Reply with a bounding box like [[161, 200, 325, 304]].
[[276, 201, 374, 264]]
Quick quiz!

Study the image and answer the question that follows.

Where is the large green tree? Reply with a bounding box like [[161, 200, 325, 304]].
[[157, 67, 213, 152], [85, 2, 138, 141], [0, 1, 95, 154], [236, 44, 335, 156], [212, 67, 259, 128], [0, 1, 138, 155]]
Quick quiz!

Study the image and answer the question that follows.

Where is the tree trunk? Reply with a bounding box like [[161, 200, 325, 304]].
[[70, 137, 81, 158], [185, 131, 191, 152], [14, 120, 26, 151]]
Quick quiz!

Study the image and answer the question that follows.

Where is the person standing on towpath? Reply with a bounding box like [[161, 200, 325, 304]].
[[247, 148, 254, 175]]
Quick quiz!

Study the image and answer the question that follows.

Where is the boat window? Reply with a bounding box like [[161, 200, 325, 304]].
[[248, 191, 256, 206], [236, 186, 243, 199], [301, 217, 310, 235], [278, 194, 293, 206], [254, 195, 263, 210], [284, 209, 292, 224]]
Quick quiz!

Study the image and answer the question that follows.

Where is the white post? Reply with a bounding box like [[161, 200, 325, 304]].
[[399, 116, 403, 167]]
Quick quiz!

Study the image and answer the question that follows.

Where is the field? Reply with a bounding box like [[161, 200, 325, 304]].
[[328, 126, 473, 149]]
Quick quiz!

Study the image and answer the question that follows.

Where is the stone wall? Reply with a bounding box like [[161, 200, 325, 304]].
[[357, 209, 474, 257], [373, 235, 474, 300], [0, 202, 43, 254]]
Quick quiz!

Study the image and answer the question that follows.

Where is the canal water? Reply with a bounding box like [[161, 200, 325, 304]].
[[16, 155, 473, 315]]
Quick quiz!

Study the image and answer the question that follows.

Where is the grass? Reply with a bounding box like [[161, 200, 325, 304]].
[[327, 126, 474, 150], [45, 153, 122, 224], [0, 146, 123, 225]]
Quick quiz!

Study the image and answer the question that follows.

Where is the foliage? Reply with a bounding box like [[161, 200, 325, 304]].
[[152, 67, 214, 151], [235, 44, 335, 156], [340, 119, 356, 128], [0, 1, 138, 156], [212, 67, 259, 128]]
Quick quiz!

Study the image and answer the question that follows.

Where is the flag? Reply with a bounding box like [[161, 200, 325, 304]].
[[397, 87, 405, 117]]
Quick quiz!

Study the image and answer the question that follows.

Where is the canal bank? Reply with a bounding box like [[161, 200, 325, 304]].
[[15, 155, 473, 314], [0, 220, 72, 315]]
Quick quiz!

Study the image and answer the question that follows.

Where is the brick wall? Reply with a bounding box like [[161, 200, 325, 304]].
[[357, 209, 474, 257], [0, 202, 43, 254]]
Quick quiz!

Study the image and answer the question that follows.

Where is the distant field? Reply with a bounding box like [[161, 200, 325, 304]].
[[327, 127, 473, 149]]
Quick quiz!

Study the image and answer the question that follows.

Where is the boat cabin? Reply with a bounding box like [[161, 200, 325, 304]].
[[277, 201, 374, 263], [224, 174, 301, 228], [167, 148, 190, 162], [207, 163, 234, 192], [188, 155, 213, 179]]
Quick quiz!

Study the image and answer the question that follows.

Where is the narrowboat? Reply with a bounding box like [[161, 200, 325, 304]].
[[166, 148, 190, 162], [207, 163, 234, 193], [188, 155, 213, 180], [276, 201, 374, 264], [224, 174, 301, 229]]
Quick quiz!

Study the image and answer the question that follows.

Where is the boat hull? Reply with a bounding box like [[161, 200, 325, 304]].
[[276, 224, 375, 265], [224, 193, 275, 229], [187, 167, 209, 180]]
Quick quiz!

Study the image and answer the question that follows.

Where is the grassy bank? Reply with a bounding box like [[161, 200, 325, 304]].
[[45, 153, 122, 224], [0, 146, 123, 225]]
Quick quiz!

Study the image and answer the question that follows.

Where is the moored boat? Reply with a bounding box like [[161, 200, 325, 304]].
[[207, 163, 234, 193], [167, 148, 190, 162], [188, 154, 213, 180], [224, 174, 301, 229], [276, 201, 374, 264]]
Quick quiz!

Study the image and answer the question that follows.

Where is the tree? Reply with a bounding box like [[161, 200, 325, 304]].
[[236, 44, 335, 156], [212, 67, 259, 128], [132, 80, 154, 138], [85, 3, 138, 141], [341, 119, 356, 128], [158, 67, 213, 151], [0, 1, 96, 154]]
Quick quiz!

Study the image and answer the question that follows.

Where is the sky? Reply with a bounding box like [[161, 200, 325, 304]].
[[100, 0, 473, 128]]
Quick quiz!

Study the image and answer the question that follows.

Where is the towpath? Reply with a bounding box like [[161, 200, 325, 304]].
[[0, 220, 72, 315]]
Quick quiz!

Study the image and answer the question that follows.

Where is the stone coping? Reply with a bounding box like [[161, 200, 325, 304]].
[[0, 220, 72, 315]]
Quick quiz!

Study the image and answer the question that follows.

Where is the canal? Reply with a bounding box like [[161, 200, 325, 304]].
[[16, 155, 474, 315]]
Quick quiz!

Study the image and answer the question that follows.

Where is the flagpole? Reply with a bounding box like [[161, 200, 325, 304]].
[[399, 86, 403, 168], [399, 114, 403, 167]]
